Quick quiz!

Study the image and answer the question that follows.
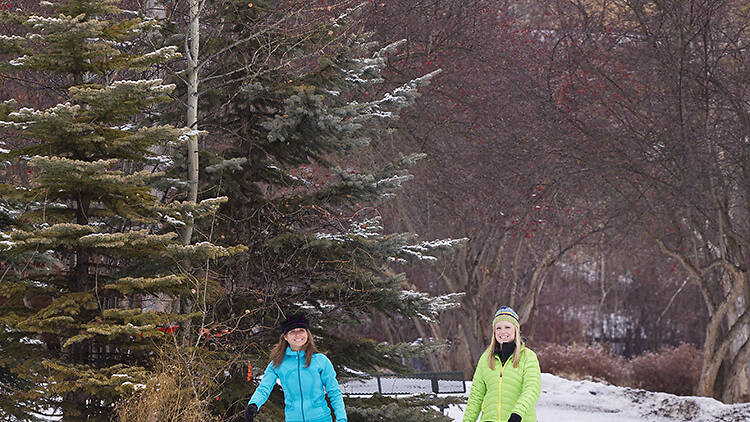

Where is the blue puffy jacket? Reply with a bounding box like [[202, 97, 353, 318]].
[[249, 346, 347, 422]]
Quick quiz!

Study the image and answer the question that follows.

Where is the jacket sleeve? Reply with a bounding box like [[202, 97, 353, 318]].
[[249, 362, 279, 408], [462, 356, 487, 422], [511, 349, 541, 417], [320, 355, 347, 422]]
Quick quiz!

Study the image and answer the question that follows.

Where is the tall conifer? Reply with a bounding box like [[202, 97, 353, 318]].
[[0, 1, 243, 419], [180, 2, 467, 418]]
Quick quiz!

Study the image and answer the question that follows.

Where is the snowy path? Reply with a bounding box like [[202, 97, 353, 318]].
[[443, 374, 750, 422]]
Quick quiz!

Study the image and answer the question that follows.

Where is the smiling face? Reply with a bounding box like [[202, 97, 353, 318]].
[[494, 320, 516, 344], [284, 328, 309, 350]]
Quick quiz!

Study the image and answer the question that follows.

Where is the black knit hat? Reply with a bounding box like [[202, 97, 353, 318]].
[[280, 313, 309, 334]]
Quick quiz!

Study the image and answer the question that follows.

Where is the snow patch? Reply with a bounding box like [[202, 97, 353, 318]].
[[442, 374, 750, 422]]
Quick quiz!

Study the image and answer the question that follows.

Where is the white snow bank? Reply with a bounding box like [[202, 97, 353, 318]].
[[444, 373, 750, 422]]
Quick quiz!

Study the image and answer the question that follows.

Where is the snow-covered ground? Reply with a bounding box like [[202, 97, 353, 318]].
[[31, 372, 750, 421], [441, 374, 750, 422]]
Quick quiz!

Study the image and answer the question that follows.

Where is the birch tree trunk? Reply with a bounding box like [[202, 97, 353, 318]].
[[182, 0, 200, 245]]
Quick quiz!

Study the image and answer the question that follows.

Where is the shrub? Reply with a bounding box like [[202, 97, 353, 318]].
[[630, 343, 701, 396], [536, 342, 702, 396], [535, 343, 628, 385]]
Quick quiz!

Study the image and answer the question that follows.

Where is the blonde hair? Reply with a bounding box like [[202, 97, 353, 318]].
[[486, 324, 523, 370], [269, 328, 318, 368]]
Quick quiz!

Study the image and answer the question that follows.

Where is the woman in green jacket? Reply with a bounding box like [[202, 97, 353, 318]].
[[463, 306, 541, 422]]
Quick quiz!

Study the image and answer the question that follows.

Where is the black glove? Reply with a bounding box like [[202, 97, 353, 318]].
[[508, 413, 522, 422], [245, 403, 258, 422]]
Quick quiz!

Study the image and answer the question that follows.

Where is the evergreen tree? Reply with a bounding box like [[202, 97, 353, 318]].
[[167, 1, 468, 419], [0, 1, 243, 419], [0, 167, 45, 420]]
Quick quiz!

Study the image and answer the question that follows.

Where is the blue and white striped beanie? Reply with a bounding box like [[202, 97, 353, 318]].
[[492, 306, 520, 330]]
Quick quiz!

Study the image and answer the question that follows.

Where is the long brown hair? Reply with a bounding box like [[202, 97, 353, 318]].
[[269, 329, 319, 368], [486, 324, 523, 370]]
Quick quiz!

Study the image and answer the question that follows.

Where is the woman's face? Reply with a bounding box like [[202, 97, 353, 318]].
[[285, 328, 308, 350], [494, 320, 516, 344]]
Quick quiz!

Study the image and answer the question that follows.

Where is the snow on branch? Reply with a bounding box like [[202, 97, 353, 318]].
[[132, 46, 181, 65], [157, 196, 228, 223], [128, 19, 161, 33], [26, 15, 69, 28], [8, 55, 29, 66], [8, 102, 80, 121], [351, 70, 442, 123], [177, 128, 208, 144], [0, 120, 28, 129], [332, 2, 367, 27], [399, 290, 464, 322], [0, 34, 24, 41], [145, 155, 174, 168], [397, 237, 468, 262], [373, 39, 407, 58], [314, 216, 384, 242], [109, 78, 176, 94]]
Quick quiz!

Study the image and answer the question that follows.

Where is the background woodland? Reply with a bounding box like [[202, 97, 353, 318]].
[[0, 0, 748, 421]]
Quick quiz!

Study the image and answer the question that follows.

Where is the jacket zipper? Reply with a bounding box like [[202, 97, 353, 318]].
[[498, 356, 510, 421], [297, 351, 306, 422], [498, 357, 502, 422]]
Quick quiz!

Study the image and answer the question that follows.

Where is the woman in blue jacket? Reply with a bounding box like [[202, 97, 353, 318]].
[[246, 313, 347, 422]]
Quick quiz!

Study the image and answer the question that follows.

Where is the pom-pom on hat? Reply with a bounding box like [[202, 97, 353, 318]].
[[281, 313, 310, 334], [492, 306, 520, 330]]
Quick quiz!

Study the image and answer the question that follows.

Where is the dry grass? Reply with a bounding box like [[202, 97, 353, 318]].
[[114, 347, 222, 422]]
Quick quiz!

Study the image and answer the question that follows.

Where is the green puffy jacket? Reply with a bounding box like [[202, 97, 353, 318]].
[[462, 346, 541, 422]]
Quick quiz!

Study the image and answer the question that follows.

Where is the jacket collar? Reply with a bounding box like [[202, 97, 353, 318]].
[[285, 345, 306, 357], [495, 341, 516, 364]]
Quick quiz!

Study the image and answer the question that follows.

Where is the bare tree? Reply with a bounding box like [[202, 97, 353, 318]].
[[359, 0, 623, 375], [546, 0, 750, 402]]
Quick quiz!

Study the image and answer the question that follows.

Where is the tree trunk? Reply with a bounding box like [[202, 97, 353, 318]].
[[182, 0, 200, 245], [694, 269, 749, 400], [74, 197, 90, 292]]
